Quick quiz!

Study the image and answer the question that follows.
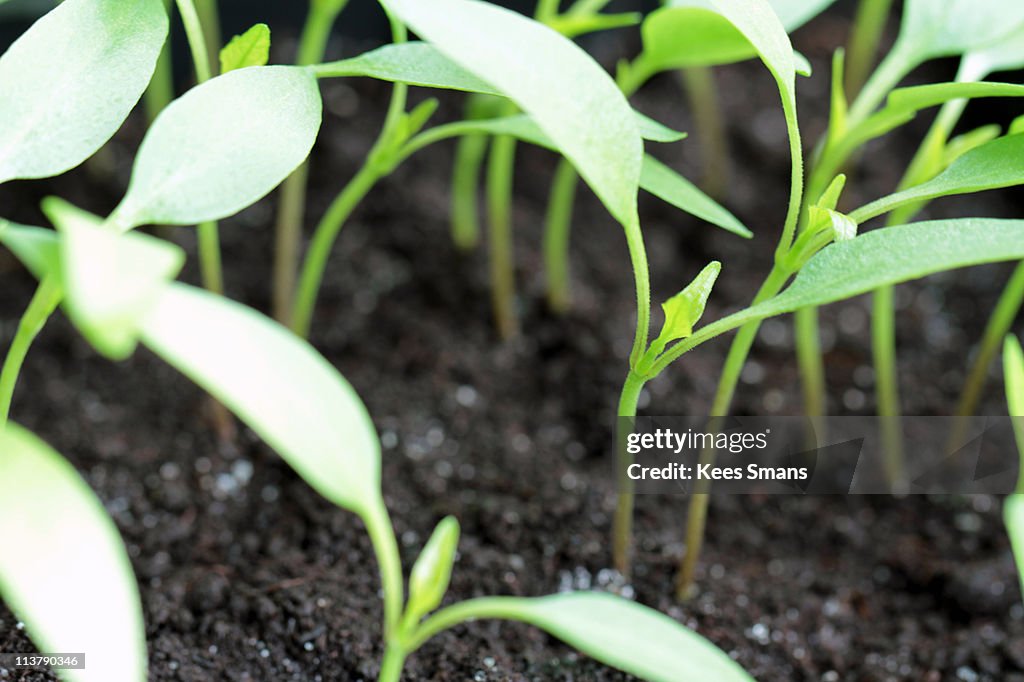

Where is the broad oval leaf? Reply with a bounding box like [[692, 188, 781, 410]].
[[384, 0, 642, 226], [0, 0, 168, 183], [139, 283, 382, 513], [43, 198, 185, 361], [0, 423, 146, 682], [498, 592, 754, 682], [110, 66, 323, 229], [897, 0, 1024, 64], [220, 23, 271, 73], [749, 219, 1024, 320], [851, 134, 1024, 224]]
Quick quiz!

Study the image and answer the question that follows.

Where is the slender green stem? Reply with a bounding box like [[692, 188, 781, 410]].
[[844, 0, 894, 100], [291, 161, 386, 337], [680, 67, 729, 200], [794, 306, 826, 416], [565, 0, 614, 16], [0, 278, 61, 428], [950, 263, 1024, 449], [193, 0, 221, 77], [378, 643, 406, 682], [176, 0, 225, 301], [272, 0, 350, 323], [363, 499, 404, 640], [144, 0, 175, 125], [450, 99, 492, 252], [290, 12, 408, 337], [674, 265, 790, 598], [487, 130, 519, 340], [535, 0, 560, 22], [543, 158, 579, 314], [611, 370, 647, 577], [847, 42, 913, 123], [406, 597, 534, 653], [872, 284, 904, 479]]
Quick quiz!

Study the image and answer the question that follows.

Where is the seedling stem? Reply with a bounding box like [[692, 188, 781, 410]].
[[0, 278, 61, 428]]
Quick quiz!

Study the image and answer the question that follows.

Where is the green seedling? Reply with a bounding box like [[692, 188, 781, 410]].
[[1002, 335, 1024, 598]]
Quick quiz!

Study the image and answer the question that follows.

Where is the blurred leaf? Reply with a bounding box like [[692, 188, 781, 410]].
[[548, 11, 641, 39], [640, 156, 751, 237], [220, 24, 271, 73], [962, 24, 1024, 80], [0, 423, 146, 682], [406, 516, 460, 624], [385, 0, 642, 226], [851, 135, 1024, 223], [111, 66, 322, 229], [1005, 494, 1024, 598], [0, 221, 60, 280], [140, 284, 382, 514], [0, 0, 168, 183], [491, 592, 754, 682], [42, 198, 184, 360], [896, 0, 1024, 64]]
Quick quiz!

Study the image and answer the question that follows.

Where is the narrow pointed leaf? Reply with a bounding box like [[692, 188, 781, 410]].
[[406, 516, 460, 622], [0, 423, 146, 682], [384, 0, 642, 226], [641, 156, 751, 237], [43, 198, 184, 360], [0, 221, 60, 279], [139, 284, 382, 514], [490, 592, 754, 682], [111, 66, 322, 229], [851, 135, 1024, 223], [0, 0, 168, 183], [220, 24, 271, 73], [657, 261, 722, 343]]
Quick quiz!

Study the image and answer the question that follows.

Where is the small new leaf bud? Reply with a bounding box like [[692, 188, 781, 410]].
[[405, 516, 460, 626]]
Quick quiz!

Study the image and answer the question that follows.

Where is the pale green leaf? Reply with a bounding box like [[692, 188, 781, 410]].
[[315, 42, 503, 95], [43, 198, 184, 360], [962, 25, 1024, 80], [0, 221, 60, 280], [0, 423, 145, 682], [897, 0, 1024, 63], [498, 592, 754, 682], [641, 156, 751, 237], [748, 219, 1024, 321], [547, 11, 641, 39], [850, 135, 1024, 224], [385, 0, 642, 226], [1005, 335, 1024, 460], [885, 82, 1024, 115], [657, 261, 722, 344], [220, 24, 271, 73], [110, 66, 322, 229], [139, 283, 382, 513], [0, 0, 168, 183], [1005, 494, 1024, 596], [406, 516, 460, 623]]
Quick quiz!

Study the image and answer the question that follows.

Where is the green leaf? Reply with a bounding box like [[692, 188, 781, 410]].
[[547, 11, 642, 39], [764, 0, 839, 31], [962, 24, 1024, 80], [1005, 494, 1024, 598], [0, 221, 60, 280], [0, 423, 145, 682], [498, 592, 754, 682], [139, 283, 382, 514], [640, 156, 751, 237], [850, 134, 1024, 224], [648, 0, 797, 106], [406, 516, 460, 624], [748, 219, 1024, 321], [385, 0, 642, 226], [1005, 335, 1024, 461], [896, 0, 1024, 63], [884, 82, 1024, 115], [110, 66, 322, 230], [0, 0, 168, 184], [219, 23, 271, 73], [316, 42, 502, 95], [656, 261, 722, 344], [42, 198, 184, 361]]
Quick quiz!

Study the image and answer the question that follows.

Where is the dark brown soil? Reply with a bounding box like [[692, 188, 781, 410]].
[[3, 11, 1024, 682]]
